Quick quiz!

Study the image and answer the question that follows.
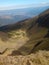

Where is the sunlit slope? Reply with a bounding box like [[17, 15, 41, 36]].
[[0, 30, 29, 55]]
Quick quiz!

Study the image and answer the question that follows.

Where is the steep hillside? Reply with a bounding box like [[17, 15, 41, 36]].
[[17, 9, 49, 55], [0, 9, 49, 56]]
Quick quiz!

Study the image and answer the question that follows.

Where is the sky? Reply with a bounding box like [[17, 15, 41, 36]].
[[0, 0, 49, 10]]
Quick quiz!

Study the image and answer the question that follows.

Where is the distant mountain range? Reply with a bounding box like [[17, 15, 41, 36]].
[[0, 5, 49, 26]]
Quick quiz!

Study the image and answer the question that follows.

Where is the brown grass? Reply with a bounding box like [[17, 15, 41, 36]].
[[0, 50, 49, 65]]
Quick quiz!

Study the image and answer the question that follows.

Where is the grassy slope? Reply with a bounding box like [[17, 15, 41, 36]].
[[16, 9, 49, 55]]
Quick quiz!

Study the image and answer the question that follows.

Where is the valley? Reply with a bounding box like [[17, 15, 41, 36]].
[[0, 8, 49, 65]]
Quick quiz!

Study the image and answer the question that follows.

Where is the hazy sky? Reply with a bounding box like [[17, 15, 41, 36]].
[[0, 0, 49, 10]]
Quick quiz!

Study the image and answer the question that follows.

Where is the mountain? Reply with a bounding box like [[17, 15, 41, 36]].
[[0, 9, 49, 56], [0, 5, 49, 26], [17, 9, 49, 55]]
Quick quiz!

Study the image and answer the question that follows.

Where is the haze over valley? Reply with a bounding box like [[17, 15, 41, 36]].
[[0, 5, 49, 26]]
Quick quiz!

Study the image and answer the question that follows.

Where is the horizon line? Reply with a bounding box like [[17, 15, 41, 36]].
[[0, 3, 49, 11]]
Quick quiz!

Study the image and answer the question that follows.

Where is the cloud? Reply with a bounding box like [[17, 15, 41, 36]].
[[40, 2, 49, 6], [0, 3, 49, 10], [0, 4, 34, 10], [41, 2, 47, 4]]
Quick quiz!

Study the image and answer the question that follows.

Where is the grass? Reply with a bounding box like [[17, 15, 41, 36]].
[[0, 29, 29, 56], [0, 50, 49, 65]]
